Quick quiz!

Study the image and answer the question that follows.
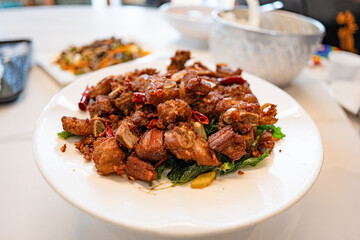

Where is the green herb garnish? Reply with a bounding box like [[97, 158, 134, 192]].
[[257, 125, 286, 139], [57, 130, 77, 139]]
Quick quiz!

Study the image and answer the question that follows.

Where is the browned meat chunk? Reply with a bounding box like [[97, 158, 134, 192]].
[[89, 76, 113, 98], [185, 62, 216, 76], [242, 93, 258, 103], [92, 137, 126, 176], [126, 153, 157, 181], [208, 126, 246, 161], [157, 99, 192, 128], [164, 123, 220, 166], [223, 84, 252, 99], [129, 74, 150, 92], [258, 131, 277, 154], [75, 135, 96, 161], [191, 87, 226, 118], [216, 98, 260, 115], [214, 98, 261, 134], [243, 127, 256, 150], [135, 129, 167, 161], [221, 107, 260, 134], [96, 95, 116, 116], [113, 91, 134, 116], [167, 50, 191, 73], [183, 70, 211, 96], [87, 101, 98, 118], [260, 103, 278, 125], [145, 75, 179, 106], [62, 116, 92, 136], [115, 119, 139, 149], [131, 110, 150, 127], [215, 63, 243, 78], [214, 98, 238, 116]]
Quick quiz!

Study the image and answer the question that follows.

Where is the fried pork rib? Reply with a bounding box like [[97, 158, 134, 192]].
[[208, 126, 246, 161], [126, 153, 157, 181], [167, 50, 191, 73], [157, 99, 192, 128], [62, 116, 93, 136], [164, 123, 220, 166], [135, 129, 167, 161], [61, 50, 280, 182], [92, 137, 126, 176]]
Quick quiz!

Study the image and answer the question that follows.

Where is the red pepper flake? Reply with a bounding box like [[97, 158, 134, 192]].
[[191, 110, 209, 125], [78, 85, 92, 111], [128, 176, 135, 181], [218, 75, 246, 85], [155, 152, 168, 168], [147, 119, 158, 129], [133, 92, 146, 104], [60, 144, 67, 152], [105, 123, 114, 138], [238, 170, 244, 175], [279, 149, 282, 152]]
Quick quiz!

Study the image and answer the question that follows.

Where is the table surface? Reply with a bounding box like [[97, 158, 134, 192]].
[[0, 5, 359, 240]]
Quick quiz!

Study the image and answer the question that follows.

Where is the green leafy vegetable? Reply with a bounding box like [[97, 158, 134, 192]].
[[155, 164, 166, 180], [167, 163, 214, 186], [217, 149, 269, 176], [241, 149, 269, 167], [57, 130, 77, 139], [205, 118, 218, 136], [155, 154, 178, 180], [217, 152, 231, 163], [257, 125, 286, 139]]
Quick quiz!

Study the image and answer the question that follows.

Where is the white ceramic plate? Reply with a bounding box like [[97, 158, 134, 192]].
[[35, 39, 154, 85], [33, 59, 323, 238], [329, 80, 360, 116]]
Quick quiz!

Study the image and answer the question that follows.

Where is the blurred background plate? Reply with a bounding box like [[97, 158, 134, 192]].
[[35, 37, 154, 85]]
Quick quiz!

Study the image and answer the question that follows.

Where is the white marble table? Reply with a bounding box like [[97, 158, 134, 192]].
[[0, 5, 359, 240]]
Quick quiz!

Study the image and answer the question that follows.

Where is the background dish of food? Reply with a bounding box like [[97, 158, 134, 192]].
[[35, 37, 153, 85], [33, 57, 323, 238]]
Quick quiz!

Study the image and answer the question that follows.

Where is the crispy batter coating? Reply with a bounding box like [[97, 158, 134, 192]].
[[92, 137, 126, 176]]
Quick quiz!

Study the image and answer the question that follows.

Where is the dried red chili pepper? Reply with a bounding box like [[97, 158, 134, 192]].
[[147, 119, 158, 129], [105, 123, 114, 138], [155, 151, 168, 168], [218, 75, 246, 85], [191, 110, 209, 125], [133, 92, 146, 104], [78, 85, 92, 111]]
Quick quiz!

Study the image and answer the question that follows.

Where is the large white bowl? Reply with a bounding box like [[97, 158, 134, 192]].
[[159, 3, 213, 41], [210, 9, 325, 87], [33, 57, 323, 238]]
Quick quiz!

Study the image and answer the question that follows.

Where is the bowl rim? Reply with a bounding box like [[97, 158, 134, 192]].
[[158, 2, 213, 24], [212, 8, 325, 38]]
